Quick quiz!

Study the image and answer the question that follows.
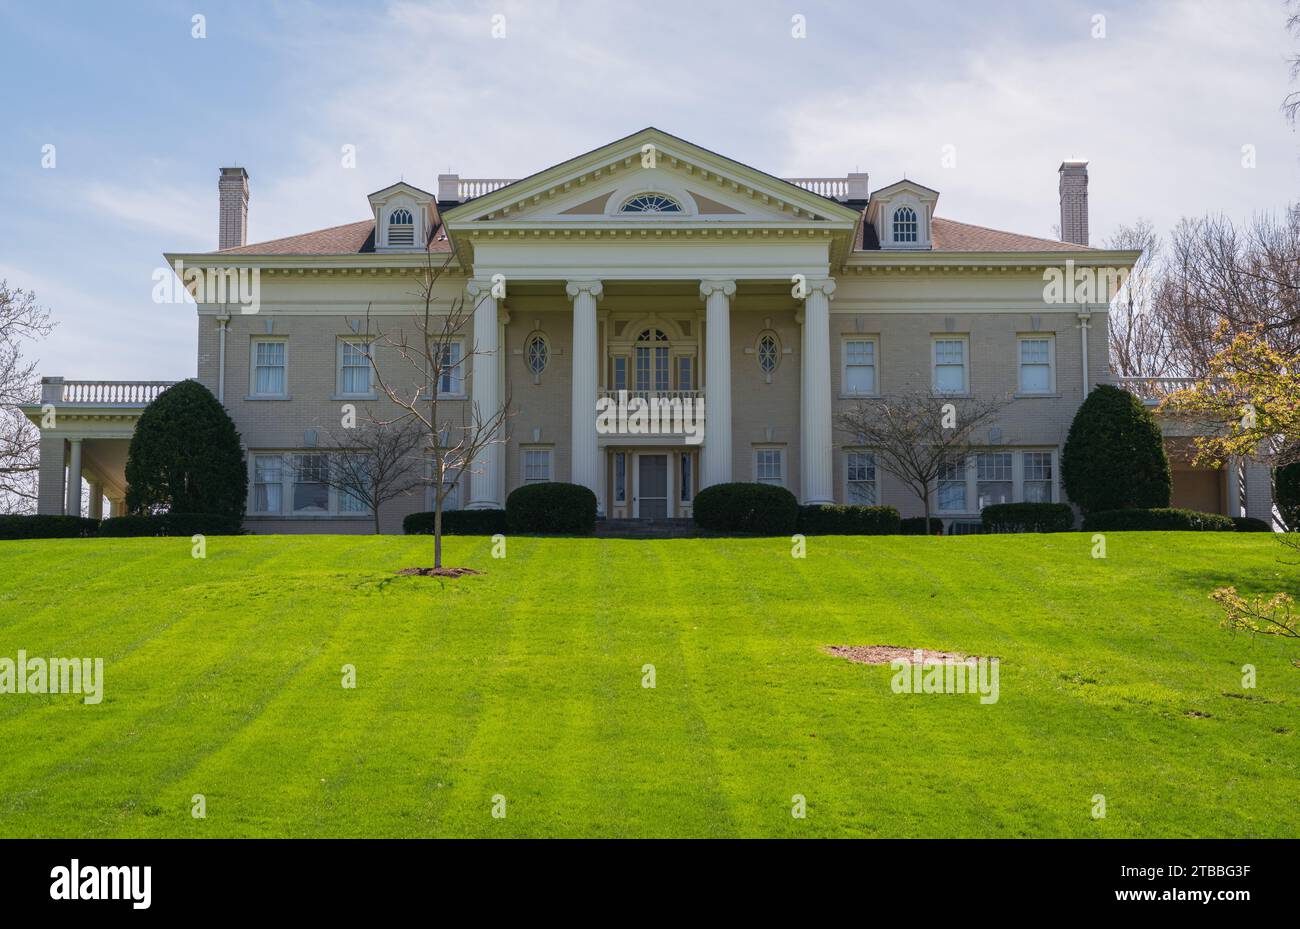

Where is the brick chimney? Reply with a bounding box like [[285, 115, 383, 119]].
[[1058, 160, 1088, 246], [218, 167, 249, 249]]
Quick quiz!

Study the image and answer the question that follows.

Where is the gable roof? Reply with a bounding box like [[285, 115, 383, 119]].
[[214, 219, 452, 255]]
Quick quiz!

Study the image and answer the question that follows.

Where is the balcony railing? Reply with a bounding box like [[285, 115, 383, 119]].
[[783, 177, 849, 199], [42, 378, 175, 405], [457, 178, 516, 200], [448, 176, 861, 202]]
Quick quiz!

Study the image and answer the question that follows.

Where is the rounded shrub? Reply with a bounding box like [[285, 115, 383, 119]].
[[1231, 516, 1273, 532], [1061, 384, 1171, 514], [125, 380, 247, 520], [981, 502, 1075, 534], [796, 504, 901, 535], [404, 509, 507, 535], [1276, 461, 1300, 531], [0, 515, 100, 540], [1081, 507, 1235, 532], [900, 516, 944, 536], [691, 482, 798, 534], [505, 482, 597, 534], [98, 513, 242, 537]]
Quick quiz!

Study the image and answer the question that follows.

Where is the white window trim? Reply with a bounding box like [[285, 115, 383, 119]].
[[248, 452, 371, 518], [1016, 334, 1057, 396], [844, 449, 881, 505], [249, 336, 289, 400], [934, 449, 1060, 515], [336, 337, 376, 399], [931, 335, 970, 396], [753, 445, 786, 488], [437, 340, 466, 399], [521, 445, 553, 483], [841, 336, 880, 397]]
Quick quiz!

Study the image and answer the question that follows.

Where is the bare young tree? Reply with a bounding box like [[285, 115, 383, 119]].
[[1105, 220, 1173, 377], [301, 415, 427, 534], [362, 253, 511, 568], [0, 281, 54, 513], [1285, 0, 1300, 125], [836, 392, 1011, 529]]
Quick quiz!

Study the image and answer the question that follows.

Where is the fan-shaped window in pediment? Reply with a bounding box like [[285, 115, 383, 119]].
[[620, 194, 683, 214]]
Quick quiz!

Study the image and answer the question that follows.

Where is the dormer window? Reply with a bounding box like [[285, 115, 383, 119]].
[[620, 194, 682, 214], [387, 208, 415, 245], [893, 207, 918, 243]]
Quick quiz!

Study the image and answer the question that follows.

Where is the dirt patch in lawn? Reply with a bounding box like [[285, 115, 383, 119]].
[[823, 645, 981, 665], [396, 567, 483, 578]]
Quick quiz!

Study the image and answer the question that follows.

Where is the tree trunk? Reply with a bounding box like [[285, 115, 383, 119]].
[[434, 498, 443, 569], [373, 498, 381, 535], [922, 489, 934, 536]]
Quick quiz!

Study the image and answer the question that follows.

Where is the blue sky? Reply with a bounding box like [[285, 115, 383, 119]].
[[1, 0, 1296, 381]]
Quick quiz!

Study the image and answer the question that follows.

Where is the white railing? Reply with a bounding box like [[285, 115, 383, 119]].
[[57, 380, 175, 404], [783, 177, 849, 199], [458, 178, 516, 200], [1116, 376, 1203, 404]]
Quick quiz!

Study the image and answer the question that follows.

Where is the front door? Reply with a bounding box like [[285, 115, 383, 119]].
[[634, 454, 669, 518]]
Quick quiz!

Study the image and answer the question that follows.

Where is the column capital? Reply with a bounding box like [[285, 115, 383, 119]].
[[466, 277, 505, 300], [699, 279, 736, 301], [565, 280, 604, 301], [798, 277, 837, 300]]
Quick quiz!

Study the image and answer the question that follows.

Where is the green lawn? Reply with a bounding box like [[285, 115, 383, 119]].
[[0, 532, 1296, 838]]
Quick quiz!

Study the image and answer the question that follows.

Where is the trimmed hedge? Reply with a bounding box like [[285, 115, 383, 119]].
[[0, 515, 100, 540], [981, 502, 1075, 534], [505, 482, 597, 534], [1231, 516, 1274, 533], [98, 513, 243, 537], [796, 504, 901, 535], [1081, 508, 1236, 532], [403, 509, 507, 535], [1062, 384, 1171, 513], [900, 517, 944, 536], [692, 482, 798, 534]]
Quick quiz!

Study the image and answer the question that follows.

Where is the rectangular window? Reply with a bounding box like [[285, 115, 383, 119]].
[[338, 340, 373, 396], [933, 337, 968, 394], [677, 355, 693, 391], [253, 455, 282, 514], [614, 452, 627, 503], [612, 356, 628, 391], [847, 451, 878, 504], [252, 339, 287, 397], [755, 447, 784, 486], [523, 447, 552, 483], [843, 339, 877, 395], [292, 454, 329, 513], [1023, 451, 1054, 503], [938, 457, 967, 512], [1018, 336, 1054, 394], [976, 452, 1014, 509], [438, 342, 464, 396], [680, 453, 692, 502]]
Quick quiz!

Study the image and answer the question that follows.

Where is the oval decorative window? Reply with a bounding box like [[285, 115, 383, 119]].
[[525, 333, 549, 376], [756, 331, 780, 376], [620, 194, 683, 214]]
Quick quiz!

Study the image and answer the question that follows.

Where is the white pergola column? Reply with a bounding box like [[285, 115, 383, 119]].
[[566, 280, 604, 515], [88, 480, 104, 520], [700, 280, 736, 488], [799, 278, 836, 504], [65, 438, 83, 516], [466, 279, 504, 509]]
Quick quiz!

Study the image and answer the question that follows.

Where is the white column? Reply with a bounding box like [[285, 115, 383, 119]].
[[1077, 309, 1092, 397], [88, 481, 103, 520], [1243, 459, 1274, 524], [800, 278, 836, 504], [466, 279, 504, 509], [700, 280, 736, 488], [1225, 456, 1242, 517], [65, 438, 83, 516], [566, 280, 603, 514]]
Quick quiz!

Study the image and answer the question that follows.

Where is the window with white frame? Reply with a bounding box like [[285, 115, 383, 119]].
[[932, 337, 968, 394], [523, 447, 552, 483], [614, 452, 627, 503], [756, 331, 780, 377], [337, 339, 374, 397], [249, 452, 370, 516], [893, 206, 918, 243], [1023, 451, 1055, 502], [680, 453, 693, 502], [251, 338, 287, 397], [976, 452, 1014, 509], [525, 333, 548, 377], [387, 208, 415, 246], [1018, 336, 1055, 394], [253, 455, 282, 513], [754, 447, 784, 486], [843, 338, 877, 395], [438, 341, 464, 396], [612, 356, 629, 391], [937, 457, 967, 512], [293, 454, 330, 513], [676, 355, 693, 390], [846, 451, 878, 504]]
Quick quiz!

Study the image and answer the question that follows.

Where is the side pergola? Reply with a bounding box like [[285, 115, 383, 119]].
[[20, 378, 173, 517]]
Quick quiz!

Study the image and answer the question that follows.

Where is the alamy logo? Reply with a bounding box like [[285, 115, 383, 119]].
[[50, 859, 151, 909], [153, 258, 261, 314], [1041, 259, 1128, 305], [595, 390, 705, 445], [890, 650, 1000, 704], [0, 651, 103, 704]]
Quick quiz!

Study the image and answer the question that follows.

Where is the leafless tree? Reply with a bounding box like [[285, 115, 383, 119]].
[[301, 415, 427, 535], [836, 392, 1011, 528], [1285, 0, 1300, 125], [361, 252, 511, 568], [0, 281, 54, 513], [1105, 220, 1174, 377]]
